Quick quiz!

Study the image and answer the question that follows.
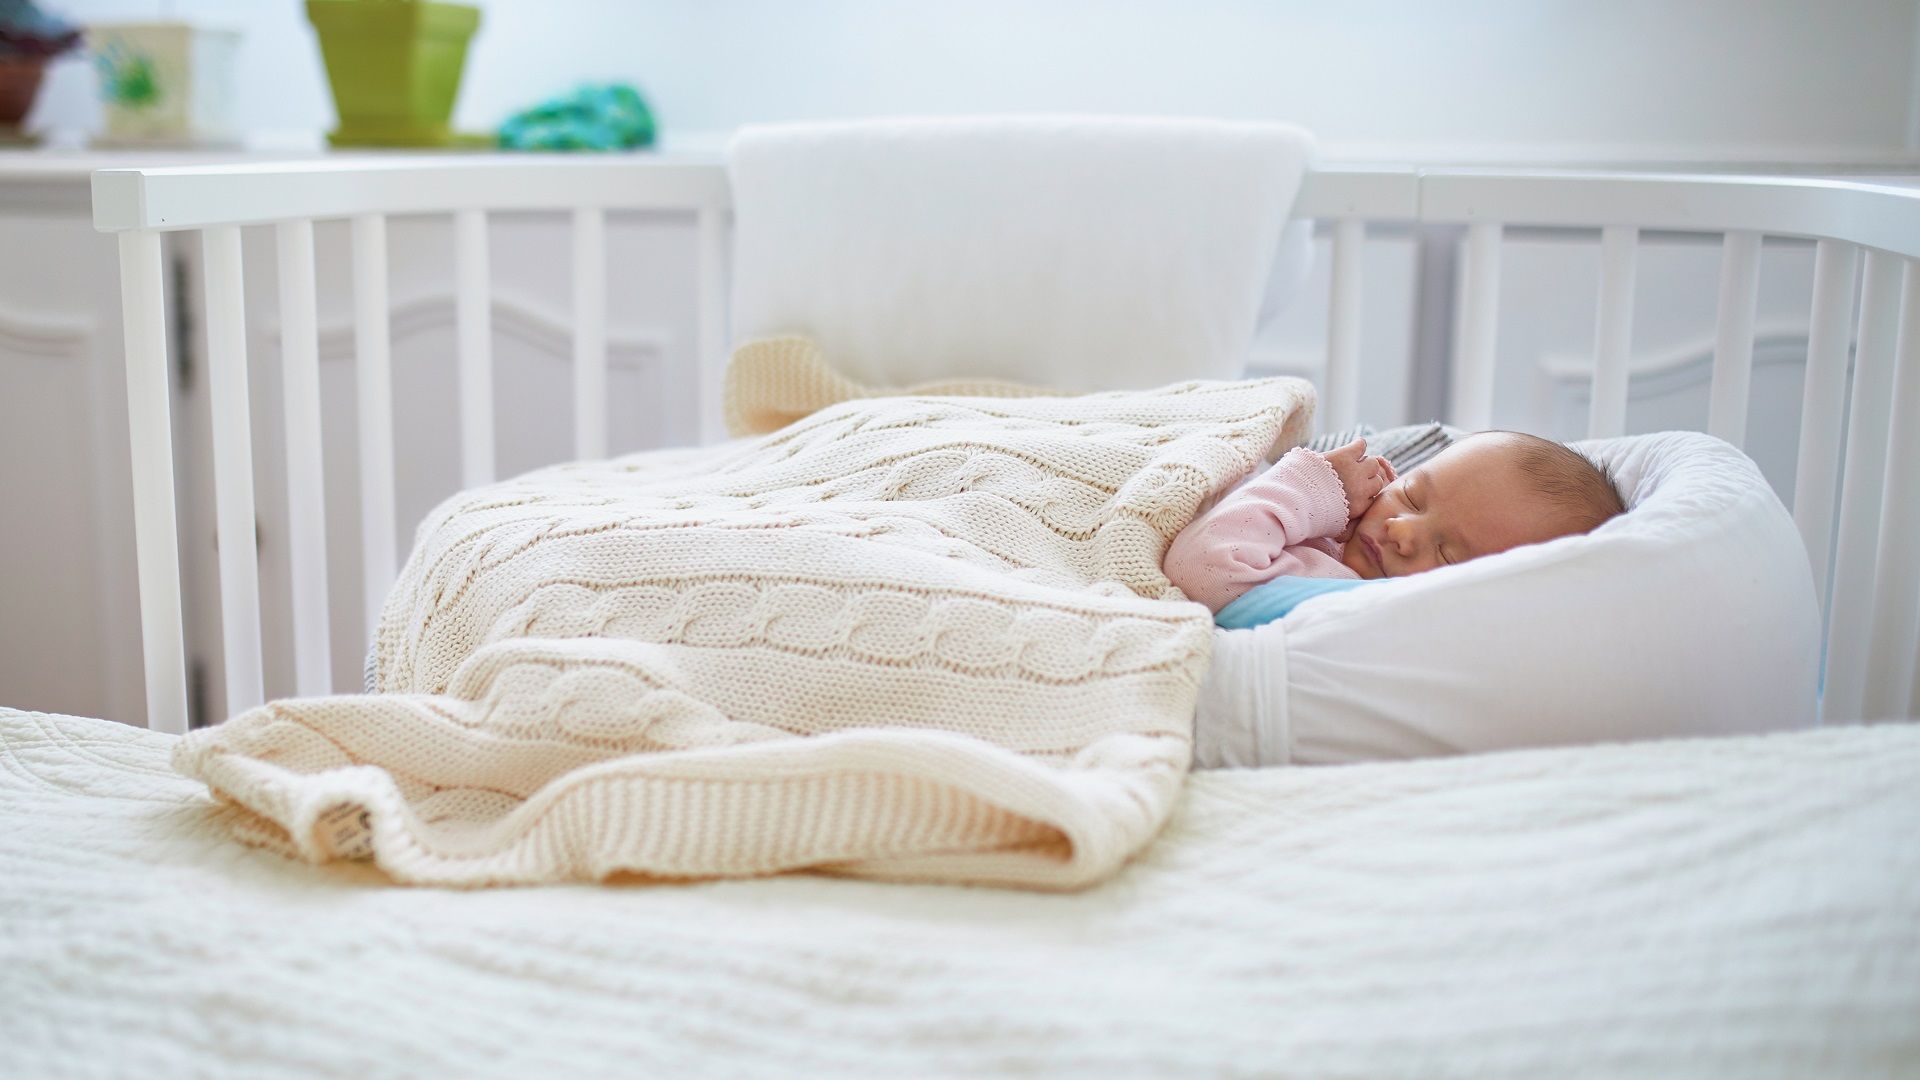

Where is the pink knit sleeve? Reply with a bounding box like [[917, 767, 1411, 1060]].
[[1161, 448, 1353, 611]]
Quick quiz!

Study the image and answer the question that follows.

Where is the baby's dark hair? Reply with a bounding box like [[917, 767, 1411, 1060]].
[[1486, 430, 1626, 534]]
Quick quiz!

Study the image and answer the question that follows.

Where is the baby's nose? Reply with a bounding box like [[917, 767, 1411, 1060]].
[[1384, 518, 1414, 554]]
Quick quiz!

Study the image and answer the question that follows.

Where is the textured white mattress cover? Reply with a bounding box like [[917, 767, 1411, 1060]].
[[3, 707, 1916, 1078]]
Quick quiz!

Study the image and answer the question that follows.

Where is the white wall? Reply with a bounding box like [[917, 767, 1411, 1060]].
[[27, 0, 1920, 162]]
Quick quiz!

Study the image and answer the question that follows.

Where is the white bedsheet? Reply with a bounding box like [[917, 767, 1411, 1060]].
[[3, 707, 1916, 1077]]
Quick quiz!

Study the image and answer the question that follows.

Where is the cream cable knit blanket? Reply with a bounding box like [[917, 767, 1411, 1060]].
[[174, 348, 1312, 889]]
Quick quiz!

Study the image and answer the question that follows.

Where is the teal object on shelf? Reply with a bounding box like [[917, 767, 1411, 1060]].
[[498, 83, 655, 151], [1214, 575, 1382, 629]]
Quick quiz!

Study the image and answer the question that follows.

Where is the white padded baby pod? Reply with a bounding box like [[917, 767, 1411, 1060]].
[[1197, 431, 1822, 766]]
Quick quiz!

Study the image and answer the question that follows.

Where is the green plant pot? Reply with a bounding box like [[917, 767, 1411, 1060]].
[[306, 0, 480, 148]]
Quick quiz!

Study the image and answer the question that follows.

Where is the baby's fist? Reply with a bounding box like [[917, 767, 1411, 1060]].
[[1322, 438, 1395, 520]]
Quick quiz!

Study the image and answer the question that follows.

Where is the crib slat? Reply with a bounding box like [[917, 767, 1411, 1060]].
[[1911, 631, 1920, 723], [275, 220, 332, 697], [1707, 231, 1763, 447], [573, 207, 608, 460], [1862, 262, 1920, 719], [351, 214, 398, 639], [1449, 222, 1502, 431], [456, 209, 496, 487], [1586, 226, 1638, 439], [1791, 240, 1861, 611], [118, 230, 190, 734], [202, 226, 265, 715], [1323, 219, 1364, 434], [1822, 250, 1905, 724], [697, 207, 728, 445]]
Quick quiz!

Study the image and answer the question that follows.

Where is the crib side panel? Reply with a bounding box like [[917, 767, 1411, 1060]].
[[88, 163, 1920, 728]]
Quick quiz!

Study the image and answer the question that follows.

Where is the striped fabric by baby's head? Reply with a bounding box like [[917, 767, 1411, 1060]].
[[1305, 422, 1459, 474]]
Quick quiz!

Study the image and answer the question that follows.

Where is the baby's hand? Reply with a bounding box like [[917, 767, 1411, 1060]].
[[1321, 438, 1396, 525]]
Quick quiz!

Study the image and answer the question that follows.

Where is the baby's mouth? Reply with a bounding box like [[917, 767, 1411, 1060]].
[[1360, 532, 1385, 571]]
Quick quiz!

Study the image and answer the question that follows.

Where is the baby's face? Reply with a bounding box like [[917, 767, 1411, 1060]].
[[1339, 434, 1576, 579]]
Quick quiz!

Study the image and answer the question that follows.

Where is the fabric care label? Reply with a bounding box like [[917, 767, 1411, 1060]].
[[315, 802, 376, 860]]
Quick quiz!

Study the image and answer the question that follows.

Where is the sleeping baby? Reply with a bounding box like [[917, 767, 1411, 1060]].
[[1164, 430, 1625, 612]]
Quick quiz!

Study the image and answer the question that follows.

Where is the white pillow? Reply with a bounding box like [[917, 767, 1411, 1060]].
[[728, 116, 1315, 393], [1194, 431, 1822, 766]]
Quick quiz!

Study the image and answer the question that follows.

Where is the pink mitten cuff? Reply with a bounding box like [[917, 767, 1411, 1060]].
[[1274, 448, 1354, 541]]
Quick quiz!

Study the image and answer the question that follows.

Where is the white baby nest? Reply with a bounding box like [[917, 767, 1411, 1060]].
[[1197, 429, 1822, 767]]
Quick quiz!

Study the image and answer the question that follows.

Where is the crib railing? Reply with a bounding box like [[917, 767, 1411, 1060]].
[[92, 159, 1920, 735]]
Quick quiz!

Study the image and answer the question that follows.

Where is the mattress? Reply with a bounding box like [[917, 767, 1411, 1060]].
[[3, 706, 1916, 1077]]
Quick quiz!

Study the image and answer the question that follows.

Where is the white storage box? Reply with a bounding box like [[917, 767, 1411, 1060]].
[[88, 21, 241, 147]]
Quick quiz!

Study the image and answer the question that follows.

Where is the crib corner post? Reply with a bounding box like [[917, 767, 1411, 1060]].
[[116, 229, 190, 735]]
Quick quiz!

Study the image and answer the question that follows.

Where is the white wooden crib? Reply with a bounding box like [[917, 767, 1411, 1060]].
[[90, 158, 1920, 736]]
